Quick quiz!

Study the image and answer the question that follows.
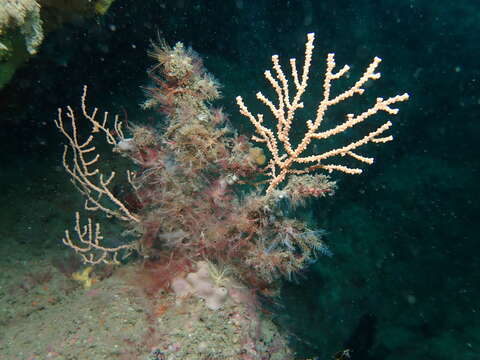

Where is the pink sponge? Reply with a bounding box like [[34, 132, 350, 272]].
[[171, 261, 228, 310]]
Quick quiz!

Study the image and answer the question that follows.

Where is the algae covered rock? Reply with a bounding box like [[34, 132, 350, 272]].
[[0, 0, 43, 88], [0, 0, 116, 89]]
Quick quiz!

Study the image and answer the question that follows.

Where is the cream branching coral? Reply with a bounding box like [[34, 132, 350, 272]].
[[54, 85, 139, 264], [236, 32, 409, 193]]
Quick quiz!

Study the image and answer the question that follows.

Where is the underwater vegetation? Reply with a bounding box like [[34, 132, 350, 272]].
[[54, 33, 408, 298]]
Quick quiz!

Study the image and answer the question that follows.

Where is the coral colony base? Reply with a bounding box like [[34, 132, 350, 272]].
[[54, 33, 408, 358]]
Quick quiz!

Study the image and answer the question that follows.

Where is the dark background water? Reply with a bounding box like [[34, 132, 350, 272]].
[[0, 1, 478, 359]]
